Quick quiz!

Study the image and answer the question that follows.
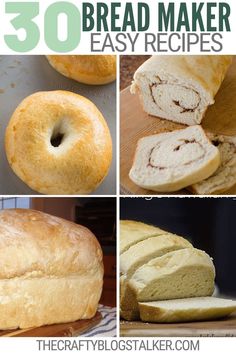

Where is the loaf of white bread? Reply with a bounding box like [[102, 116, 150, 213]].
[[0, 209, 103, 330], [131, 55, 232, 125], [120, 220, 236, 322], [129, 126, 220, 192]]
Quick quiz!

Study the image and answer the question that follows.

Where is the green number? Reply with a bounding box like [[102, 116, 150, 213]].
[[45, 2, 81, 52], [4, 2, 40, 52]]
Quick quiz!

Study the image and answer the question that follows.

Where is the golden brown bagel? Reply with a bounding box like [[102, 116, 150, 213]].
[[47, 55, 116, 85], [5, 90, 112, 195]]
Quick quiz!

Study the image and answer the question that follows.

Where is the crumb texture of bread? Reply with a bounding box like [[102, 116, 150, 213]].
[[192, 134, 236, 194], [129, 126, 220, 192], [129, 248, 215, 302], [139, 297, 236, 323]]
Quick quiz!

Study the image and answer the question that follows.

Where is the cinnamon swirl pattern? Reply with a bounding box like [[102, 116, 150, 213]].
[[131, 55, 232, 125], [129, 126, 220, 192], [192, 134, 236, 194]]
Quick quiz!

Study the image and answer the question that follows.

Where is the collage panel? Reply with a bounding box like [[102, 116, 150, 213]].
[[0, 55, 117, 195], [120, 55, 236, 195], [0, 0, 235, 350], [120, 197, 236, 337], [0, 197, 116, 337]]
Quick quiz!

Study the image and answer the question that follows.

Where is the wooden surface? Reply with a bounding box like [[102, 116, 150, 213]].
[[120, 57, 236, 195], [0, 312, 102, 337], [120, 312, 236, 337], [120, 56, 150, 90]]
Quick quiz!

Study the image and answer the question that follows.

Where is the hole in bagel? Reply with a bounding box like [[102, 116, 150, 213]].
[[50, 132, 64, 147], [50, 122, 66, 148]]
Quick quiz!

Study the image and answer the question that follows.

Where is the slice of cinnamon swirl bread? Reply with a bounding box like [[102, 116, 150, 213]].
[[131, 55, 232, 126], [191, 134, 236, 194], [129, 126, 220, 192]]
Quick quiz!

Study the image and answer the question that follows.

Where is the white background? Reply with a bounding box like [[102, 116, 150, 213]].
[[0, 0, 235, 54], [1, 337, 236, 353]]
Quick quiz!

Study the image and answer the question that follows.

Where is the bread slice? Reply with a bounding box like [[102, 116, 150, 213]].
[[120, 234, 192, 321], [191, 134, 236, 194], [120, 220, 168, 254], [129, 126, 220, 192], [139, 297, 236, 323], [128, 248, 215, 311], [131, 55, 232, 125]]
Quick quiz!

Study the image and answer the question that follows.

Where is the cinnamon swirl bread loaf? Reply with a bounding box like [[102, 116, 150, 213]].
[[131, 55, 232, 125], [129, 126, 220, 192]]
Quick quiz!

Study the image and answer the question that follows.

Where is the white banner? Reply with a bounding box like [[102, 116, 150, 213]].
[[0, 0, 235, 54], [0, 337, 236, 354]]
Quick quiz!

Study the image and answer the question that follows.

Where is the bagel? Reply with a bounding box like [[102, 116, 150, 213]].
[[5, 90, 112, 195], [47, 55, 116, 85]]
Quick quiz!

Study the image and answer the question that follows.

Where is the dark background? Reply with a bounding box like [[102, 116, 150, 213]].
[[120, 197, 236, 297]]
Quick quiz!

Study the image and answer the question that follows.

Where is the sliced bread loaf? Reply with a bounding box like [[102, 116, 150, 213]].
[[120, 234, 192, 320], [129, 126, 220, 192], [129, 248, 215, 304], [139, 297, 236, 323], [191, 134, 236, 194], [130, 55, 232, 125], [120, 220, 168, 254]]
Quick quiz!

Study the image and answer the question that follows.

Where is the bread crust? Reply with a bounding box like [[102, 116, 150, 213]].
[[0, 209, 103, 279], [120, 220, 168, 254], [0, 276, 102, 330], [133, 56, 232, 99], [47, 55, 116, 85], [0, 209, 103, 329], [5, 91, 112, 195]]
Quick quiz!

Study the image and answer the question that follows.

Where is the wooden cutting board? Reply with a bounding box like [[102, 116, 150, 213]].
[[0, 312, 102, 337], [120, 312, 236, 337], [120, 57, 236, 195]]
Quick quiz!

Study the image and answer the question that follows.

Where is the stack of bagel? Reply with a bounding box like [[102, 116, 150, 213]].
[[120, 220, 236, 323]]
